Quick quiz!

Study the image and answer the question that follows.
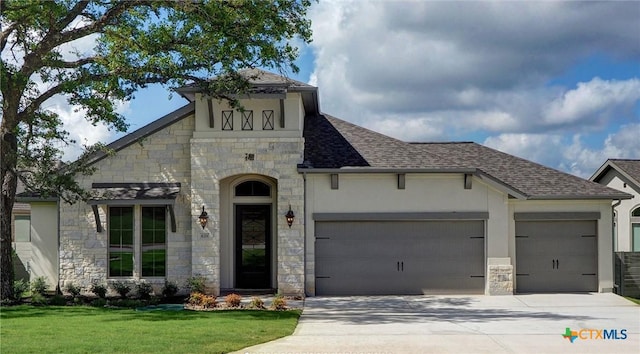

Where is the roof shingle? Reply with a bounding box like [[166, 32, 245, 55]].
[[303, 114, 631, 200]]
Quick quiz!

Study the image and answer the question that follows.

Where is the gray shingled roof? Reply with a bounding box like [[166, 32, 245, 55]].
[[239, 68, 315, 89], [591, 159, 640, 190], [303, 114, 631, 200]]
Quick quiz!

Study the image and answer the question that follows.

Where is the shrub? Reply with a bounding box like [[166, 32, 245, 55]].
[[249, 296, 265, 309], [161, 281, 179, 298], [64, 283, 82, 297], [13, 279, 30, 301], [225, 293, 242, 308], [91, 298, 108, 308], [31, 293, 47, 306], [49, 294, 67, 306], [188, 292, 217, 308], [188, 292, 205, 306], [111, 281, 131, 299], [270, 295, 287, 310], [91, 283, 108, 299], [135, 282, 153, 300], [186, 275, 206, 294], [201, 295, 217, 309], [31, 277, 48, 295]]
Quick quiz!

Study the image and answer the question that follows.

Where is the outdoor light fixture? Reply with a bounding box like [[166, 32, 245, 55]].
[[198, 205, 209, 229], [285, 205, 295, 228]]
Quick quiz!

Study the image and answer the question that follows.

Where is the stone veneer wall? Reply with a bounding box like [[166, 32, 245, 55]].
[[487, 264, 514, 295], [190, 137, 305, 296], [58, 115, 194, 292]]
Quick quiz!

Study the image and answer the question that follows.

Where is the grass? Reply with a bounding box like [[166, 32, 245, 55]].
[[624, 296, 640, 305], [1, 305, 300, 353]]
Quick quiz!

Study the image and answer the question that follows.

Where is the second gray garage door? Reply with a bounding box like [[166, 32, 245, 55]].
[[515, 220, 598, 293], [315, 220, 485, 295]]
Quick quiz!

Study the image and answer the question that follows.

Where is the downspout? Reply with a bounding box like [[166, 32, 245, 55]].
[[302, 171, 308, 297], [611, 199, 621, 294]]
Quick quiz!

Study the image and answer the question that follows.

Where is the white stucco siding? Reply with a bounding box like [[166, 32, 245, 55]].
[[14, 202, 59, 289], [193, 92, 303, 138], [596, 170, 639, 252], [509, 200, 614, 292], [306, 173, 495, 212], [57, 115, 194, 290]]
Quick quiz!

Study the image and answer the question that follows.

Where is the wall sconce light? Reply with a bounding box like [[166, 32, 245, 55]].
[[198, 205, 209, 229], [285, 205, 295, 228]]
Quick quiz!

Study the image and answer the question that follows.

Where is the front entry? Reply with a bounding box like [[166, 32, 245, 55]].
[[235, 205, 271, 289]]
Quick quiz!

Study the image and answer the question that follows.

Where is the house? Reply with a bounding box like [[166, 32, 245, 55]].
[[590, 159, 640, 252], [18, 69, 632, 296]]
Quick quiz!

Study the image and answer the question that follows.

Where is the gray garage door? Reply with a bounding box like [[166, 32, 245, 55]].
[[515, 220, 597, 293], [315, 220, 485, 295]]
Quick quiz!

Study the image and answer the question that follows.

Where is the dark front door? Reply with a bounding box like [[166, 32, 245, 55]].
[[235, 205, 271, 289]]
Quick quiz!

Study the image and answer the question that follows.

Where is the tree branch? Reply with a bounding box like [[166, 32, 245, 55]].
[[16, 84, 67, 122], [19, 1, 139, 79], [0, 22, 18, 53], [48, 56, 98, 69]]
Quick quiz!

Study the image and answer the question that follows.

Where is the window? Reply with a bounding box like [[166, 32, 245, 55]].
[[108, 206, 167, 277], [141, 207, 166, 277], [109, 207, 134, 277], [222, 110, 233, 130], [632, 207, 640, 252], [262, 110, 274, 130], [14, 215, 31, 242], [241, 110, 253, 130], [235, 181, 270, 197]]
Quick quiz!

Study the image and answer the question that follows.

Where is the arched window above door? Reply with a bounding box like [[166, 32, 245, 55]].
[[235, 181, 271, 197], [632, 206, 640, 217]]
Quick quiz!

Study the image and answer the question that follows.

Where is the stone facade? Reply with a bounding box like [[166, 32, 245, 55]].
[[58, 115, 195, 291], [487, 264, 514, 295], [190, 137, 305, 295]]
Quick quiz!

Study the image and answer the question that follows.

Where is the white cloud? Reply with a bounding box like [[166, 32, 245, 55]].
[[484, 124, 640, 178], [544, 78, 640, 127], [308, 1, 640, 176], [561, 123, 640, 178]]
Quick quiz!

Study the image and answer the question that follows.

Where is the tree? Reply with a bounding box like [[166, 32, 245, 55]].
[[0, 0, 312, 300]]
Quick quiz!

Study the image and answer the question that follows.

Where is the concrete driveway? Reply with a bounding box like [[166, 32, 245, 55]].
[[236, 293, 639, 353]]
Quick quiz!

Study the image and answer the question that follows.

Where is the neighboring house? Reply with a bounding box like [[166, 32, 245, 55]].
[[19, 69, 632, 296], [590, 159, 640, 252], [12, 180, 59, 289]]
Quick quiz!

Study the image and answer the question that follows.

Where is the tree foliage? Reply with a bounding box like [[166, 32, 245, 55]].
[[0, 0, 312, 300]]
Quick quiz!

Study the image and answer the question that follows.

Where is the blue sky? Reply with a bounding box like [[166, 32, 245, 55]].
[[64, 1, 640, 178]]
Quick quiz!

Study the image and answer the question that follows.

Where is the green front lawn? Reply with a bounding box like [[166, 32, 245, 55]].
[[1, 306, 300, 353]]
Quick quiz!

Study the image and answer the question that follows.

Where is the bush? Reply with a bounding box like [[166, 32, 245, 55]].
[[91, 298, 108, 307], [225, 293, 242, 308], [161, 281, 179, 298], [201, 295, 217, 309], [31, 277, 48, 295], [49, 294, 67, 306], [64, 283, 82, 297], [13, 279, 30, 301], [136, 282, 153, 300], [188, 292, 205, 306], [31, 293, 47, 306], [91, 283, 108, 299], [186, 275, 206, 294], [249, 296, 265, 309], [188, 292, 217, 308], [270, 295, 287, 310], [111, 281, 131, 299]]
